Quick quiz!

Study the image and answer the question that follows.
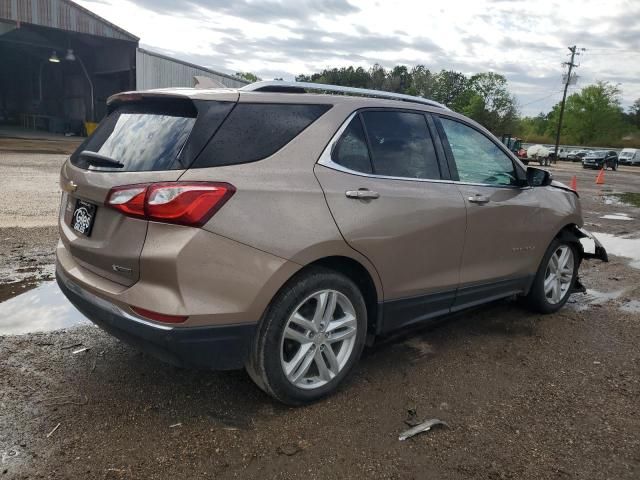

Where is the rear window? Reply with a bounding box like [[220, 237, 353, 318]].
[[71, 100, 197, 171], [192, 103, 331, 168]]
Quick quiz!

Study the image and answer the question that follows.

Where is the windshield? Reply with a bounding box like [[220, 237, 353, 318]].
[[619, 151, 633, 157]]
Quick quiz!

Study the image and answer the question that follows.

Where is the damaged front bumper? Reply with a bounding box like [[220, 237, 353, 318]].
[[567, 227, 608, 294], [575, 227, 609, 262]]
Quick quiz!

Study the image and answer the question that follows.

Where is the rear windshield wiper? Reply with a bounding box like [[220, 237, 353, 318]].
[[79, 151, 124, 169]]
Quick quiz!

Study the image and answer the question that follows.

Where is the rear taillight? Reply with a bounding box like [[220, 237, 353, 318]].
[[106, 182, 235, 227]]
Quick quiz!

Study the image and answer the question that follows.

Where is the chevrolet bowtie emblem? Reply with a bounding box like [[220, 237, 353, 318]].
[[61, 179, 78, 193]]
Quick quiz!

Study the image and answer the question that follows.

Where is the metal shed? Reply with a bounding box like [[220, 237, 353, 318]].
[[0, 0, 138, 133], [136, 48, 248, 90], [1, 0, 249, 135]]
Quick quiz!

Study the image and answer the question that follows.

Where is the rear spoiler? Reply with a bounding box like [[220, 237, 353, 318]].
[[107, 89, 239, 110]]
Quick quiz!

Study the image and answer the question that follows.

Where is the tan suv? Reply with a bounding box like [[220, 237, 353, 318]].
[[56, 81, 607, 405]]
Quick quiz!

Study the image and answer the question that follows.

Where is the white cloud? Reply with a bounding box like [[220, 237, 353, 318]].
[[78, 0, 640, 115]]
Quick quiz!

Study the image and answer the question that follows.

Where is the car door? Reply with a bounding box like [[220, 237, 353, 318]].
[[314, 109, 467, 333], [435, 115, 544, 310]]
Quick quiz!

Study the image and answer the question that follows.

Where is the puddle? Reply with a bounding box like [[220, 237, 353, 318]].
[[591, 232, 640, 269], [601, 214, 633, 221], [0, 281, 89, 335], [568, 289, 625, 311], [603, 195, 631, 207]]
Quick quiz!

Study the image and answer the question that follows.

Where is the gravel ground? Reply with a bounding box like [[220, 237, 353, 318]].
[[0, 155, 639, 479]]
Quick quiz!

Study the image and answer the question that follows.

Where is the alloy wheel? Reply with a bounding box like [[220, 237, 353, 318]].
[[544, 245, 575, 304], [280, 290, 357, 390]]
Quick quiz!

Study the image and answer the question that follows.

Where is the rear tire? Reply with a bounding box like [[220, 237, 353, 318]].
[[524, 239, 578, 314], [246, 267, 367, 405]]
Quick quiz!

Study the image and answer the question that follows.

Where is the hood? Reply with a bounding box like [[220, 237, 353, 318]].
[[550, 179, 578, 196]]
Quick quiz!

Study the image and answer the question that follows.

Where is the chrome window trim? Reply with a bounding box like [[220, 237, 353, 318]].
[[317, 111, 528, 190]]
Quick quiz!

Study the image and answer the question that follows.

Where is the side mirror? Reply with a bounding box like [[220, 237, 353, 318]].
[[527, 167, 552, 187]]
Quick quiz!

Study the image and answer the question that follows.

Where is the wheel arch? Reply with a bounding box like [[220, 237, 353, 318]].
[[554, 223, 585, 260], [304, 256, 380, 339]]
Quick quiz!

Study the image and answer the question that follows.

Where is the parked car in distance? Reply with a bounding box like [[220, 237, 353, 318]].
[[557, 148, 569, 160], [548, 147, 568, 161], [582, 150, 618, 170], [568, 150, 588, 162], [618, 148, 640, 166], [56, 81, 608, 405]]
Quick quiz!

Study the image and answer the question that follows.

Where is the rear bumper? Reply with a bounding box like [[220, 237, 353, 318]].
[[56, 267, 256, 370]]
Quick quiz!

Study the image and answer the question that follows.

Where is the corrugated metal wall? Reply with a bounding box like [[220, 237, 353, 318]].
[[0, 0, 138, 41], [136, 48, 248, 90]]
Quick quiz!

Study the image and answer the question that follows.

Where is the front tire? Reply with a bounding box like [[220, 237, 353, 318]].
[[246, 267, 367, 405], [524, 239, 578, 314]]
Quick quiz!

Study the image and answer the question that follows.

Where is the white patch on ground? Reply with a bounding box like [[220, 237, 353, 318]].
[[603, 195, 632, 207], [568, 289, 625, 311], [620, 300, 640, 314], [592, 233, 640, 269], [601, 214, 633, 221]]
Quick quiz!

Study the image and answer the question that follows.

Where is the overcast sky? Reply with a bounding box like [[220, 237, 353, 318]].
[[79, 0, 640, 116]]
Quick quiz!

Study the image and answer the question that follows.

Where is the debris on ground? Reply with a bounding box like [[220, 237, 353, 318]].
[[46, 423, 61, 438], [276, 440, 310, 456], [72, 347, 89, 355], [399, 419, 449, 441], [169, 423, 182, 428], [404, 408, 420, 427]]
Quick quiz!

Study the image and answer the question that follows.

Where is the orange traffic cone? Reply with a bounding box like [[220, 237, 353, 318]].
[[569, 175, 577, 191], [596, 168, 605, 185]]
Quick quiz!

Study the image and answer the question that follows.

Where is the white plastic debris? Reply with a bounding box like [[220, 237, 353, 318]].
[[399, 418, 449, 441]]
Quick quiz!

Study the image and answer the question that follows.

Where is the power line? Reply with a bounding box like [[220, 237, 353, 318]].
[[519, 90, 564, 108]]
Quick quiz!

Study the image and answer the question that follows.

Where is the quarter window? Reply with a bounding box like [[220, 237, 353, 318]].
[[440, 117, 518, 186], [361, 111, 441, 179], [193, 103, 331, 168], [332, 116, 372, 173]]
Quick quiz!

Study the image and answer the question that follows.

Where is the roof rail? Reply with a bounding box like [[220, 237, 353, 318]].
[[240, 80, 449, 110]]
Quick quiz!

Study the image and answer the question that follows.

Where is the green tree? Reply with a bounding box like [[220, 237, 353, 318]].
[[547, 81, 625, 144], [628, 98, 640, 128], [465, 72, 519, 133], [235, 72, 261, 82]]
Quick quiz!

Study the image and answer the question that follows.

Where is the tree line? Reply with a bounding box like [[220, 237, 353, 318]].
[[286, 65, 639, 148], [519, 82, 640, 147]]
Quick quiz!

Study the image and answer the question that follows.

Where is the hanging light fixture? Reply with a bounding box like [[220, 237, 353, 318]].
[[65, 48, 76, 61], [49, 51, 60, 63]]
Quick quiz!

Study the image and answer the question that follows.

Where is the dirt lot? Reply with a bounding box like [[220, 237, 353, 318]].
[[1, 153, 639, 479]]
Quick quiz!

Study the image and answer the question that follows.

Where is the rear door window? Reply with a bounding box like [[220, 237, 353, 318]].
[[192, 103, 331, 168], [71, 100, 198, 171], [360, 111, 441, 179]]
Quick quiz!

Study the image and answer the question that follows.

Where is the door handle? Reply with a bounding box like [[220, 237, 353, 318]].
[[468, 194, 490, 204], [345, 189, 380, 200]]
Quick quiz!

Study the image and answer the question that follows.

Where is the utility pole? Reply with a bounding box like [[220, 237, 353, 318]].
[[553, 46, 579, 162]]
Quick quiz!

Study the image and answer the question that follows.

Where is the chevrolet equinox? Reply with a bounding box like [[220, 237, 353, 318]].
[[57, 81, 607, 405]]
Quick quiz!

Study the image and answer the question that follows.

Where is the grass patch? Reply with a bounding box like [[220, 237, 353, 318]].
[[612, 192, 640, 207]]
